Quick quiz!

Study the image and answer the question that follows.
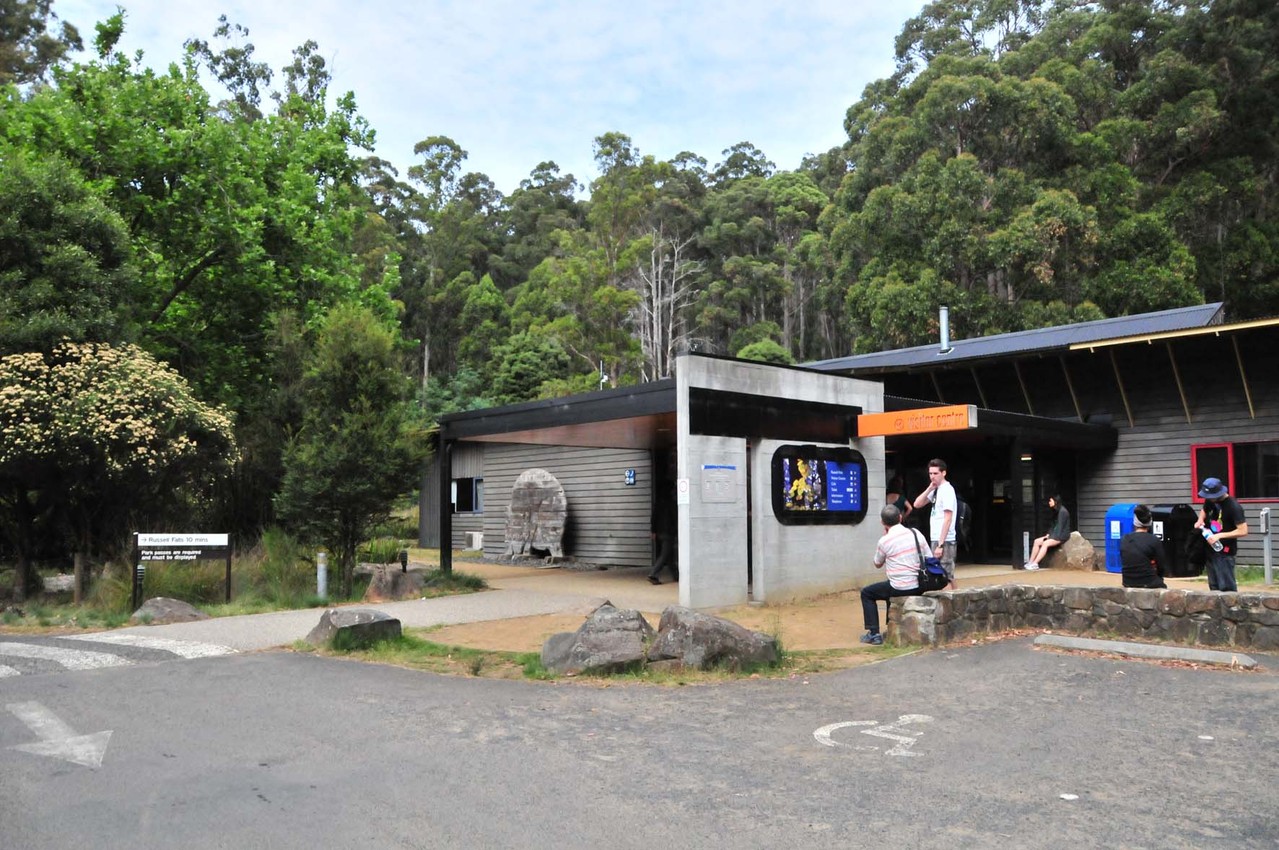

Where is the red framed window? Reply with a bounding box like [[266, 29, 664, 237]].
[[1191, 442, 1279, 502]]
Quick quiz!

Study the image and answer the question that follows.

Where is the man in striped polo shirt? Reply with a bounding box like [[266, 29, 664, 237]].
[[859, 503, 927, 645]]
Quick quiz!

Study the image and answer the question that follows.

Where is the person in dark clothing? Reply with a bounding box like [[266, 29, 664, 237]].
[[1025, 494, 1070, 570], [648, 492, 678, 585], [1195, 477, 1248, 592], [1120, 504, 1168, 588]]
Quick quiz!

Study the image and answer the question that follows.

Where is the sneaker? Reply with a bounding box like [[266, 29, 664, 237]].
[[1024, 562, 1039, 571], [859, 631, 884, 645], [648, 576, 661, 585]]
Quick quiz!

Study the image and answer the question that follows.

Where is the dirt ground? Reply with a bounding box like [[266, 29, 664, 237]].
[[419, 558, 1275, 655]]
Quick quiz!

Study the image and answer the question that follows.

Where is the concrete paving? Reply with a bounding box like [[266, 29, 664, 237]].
[[1034, 633, 1259, 668]]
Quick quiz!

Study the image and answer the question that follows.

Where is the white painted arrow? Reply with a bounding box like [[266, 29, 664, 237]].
[[7, 701, 112, 768]]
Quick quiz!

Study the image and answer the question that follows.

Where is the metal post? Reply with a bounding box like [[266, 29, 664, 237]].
[[1023, 531, 1030, 568], [317, 551, 328, 598], [1261, 507, 1272, 586], [440, 439, 454, 574]]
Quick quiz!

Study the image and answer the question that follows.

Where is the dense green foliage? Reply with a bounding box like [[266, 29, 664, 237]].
[[273, 304, 428, 598], [3, 1, 1279, 581]]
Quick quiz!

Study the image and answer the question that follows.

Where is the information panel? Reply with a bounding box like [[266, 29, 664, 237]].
[[771, 445, 868, 525]]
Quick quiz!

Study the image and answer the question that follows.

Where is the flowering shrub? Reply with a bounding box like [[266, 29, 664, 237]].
[[0, 342, 236, 476], [0, 342, 238, 573]]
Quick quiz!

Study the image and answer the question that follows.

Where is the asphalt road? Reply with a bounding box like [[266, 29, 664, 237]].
[[2, 638, 1277, 849]]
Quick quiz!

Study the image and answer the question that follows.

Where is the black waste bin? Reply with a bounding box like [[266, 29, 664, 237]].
[[1151, 503, 1200, 577]]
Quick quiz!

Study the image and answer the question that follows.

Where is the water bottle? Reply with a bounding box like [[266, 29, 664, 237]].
[[1201, 527, 1224, 552]]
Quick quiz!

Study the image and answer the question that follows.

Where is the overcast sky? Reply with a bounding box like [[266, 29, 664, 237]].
[[54, 0, 924, 194]]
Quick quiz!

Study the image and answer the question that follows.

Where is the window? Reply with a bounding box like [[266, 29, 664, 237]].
[[1191, 442, 1279, 501], [452, 477, 483, 513]]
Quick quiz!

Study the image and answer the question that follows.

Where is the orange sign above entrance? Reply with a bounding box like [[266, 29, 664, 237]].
[[857, 404, 977, 438]]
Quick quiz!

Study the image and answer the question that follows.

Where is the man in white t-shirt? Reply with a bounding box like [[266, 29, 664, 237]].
[[913, 457, 957, 589], [859, 504, 927, 645]]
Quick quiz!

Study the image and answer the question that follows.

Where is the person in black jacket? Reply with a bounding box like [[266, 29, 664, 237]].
[[1025, 495, 1070, 570], [1120, 504, 1168, 588]]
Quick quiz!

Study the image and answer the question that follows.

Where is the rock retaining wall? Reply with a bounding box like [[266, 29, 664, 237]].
[[887, 585, 1279, 651]]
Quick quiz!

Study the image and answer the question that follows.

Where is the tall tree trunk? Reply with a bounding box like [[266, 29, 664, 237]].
[[13, 550, 31, 604], [73, 549, 88, 605]]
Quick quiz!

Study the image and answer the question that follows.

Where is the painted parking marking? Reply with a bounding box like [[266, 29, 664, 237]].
[[814, 714, 935, 757], [63, 633, 237, 658], [0, 642, 131, 670]]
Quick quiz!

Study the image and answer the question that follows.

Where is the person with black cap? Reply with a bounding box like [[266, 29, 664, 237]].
[[1119, 504, 1168, 588], [1194, 477, 1248, 592]]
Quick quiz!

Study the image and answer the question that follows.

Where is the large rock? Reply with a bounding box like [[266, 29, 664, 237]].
[[363, 564, 425, 602], [130, 597, 209, 625], [504, 468, 567, 559], [540, 602, 655, 675], [646, 606, 779, 671], [305, 608, 402, 649], [1041, 531, 1099, 571]]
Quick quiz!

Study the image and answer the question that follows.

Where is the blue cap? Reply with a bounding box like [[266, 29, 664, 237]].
[[1198, 477, 1228, 499]]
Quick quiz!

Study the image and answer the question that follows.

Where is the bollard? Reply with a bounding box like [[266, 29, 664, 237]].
[[399, 549, 409, 573], [132, 563, 146, 611], [317, 551, 328, 598]]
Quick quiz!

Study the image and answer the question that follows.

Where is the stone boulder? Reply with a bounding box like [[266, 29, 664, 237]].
[[540, 602, 655, 675], [130, 597, 209, 625], [646, 606, 779, 671], [1041, 531, 1099, 571], [305, 608, 402, 649], [363, 564, 425, 602]]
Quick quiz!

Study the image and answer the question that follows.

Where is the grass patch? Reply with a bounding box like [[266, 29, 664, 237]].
[[306, 625, 894, 684], [311, 631, 537, 679]]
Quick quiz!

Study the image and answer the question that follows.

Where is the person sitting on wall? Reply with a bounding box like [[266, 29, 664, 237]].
[[859, 504, 927, 646], [1120, 504, 1168, 589], [1025, 494, 1070, 570]]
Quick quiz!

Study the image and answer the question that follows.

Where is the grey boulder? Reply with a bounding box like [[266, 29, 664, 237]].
[[540, 602, 655, 675], [647, 606, 779, 670], [130, 597, 209, 625], [305, 608, 402, 649]]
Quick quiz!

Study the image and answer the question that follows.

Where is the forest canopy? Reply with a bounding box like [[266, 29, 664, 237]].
[[2, 0, 1277, 565]]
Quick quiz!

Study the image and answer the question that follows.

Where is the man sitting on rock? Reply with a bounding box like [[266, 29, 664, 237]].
[[859, 504, 927, 646]]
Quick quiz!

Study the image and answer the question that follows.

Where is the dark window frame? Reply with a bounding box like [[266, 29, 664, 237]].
[[452, 477, 483, 513]]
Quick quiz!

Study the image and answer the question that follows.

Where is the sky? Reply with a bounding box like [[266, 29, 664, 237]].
[[53, 0, 925, 195]]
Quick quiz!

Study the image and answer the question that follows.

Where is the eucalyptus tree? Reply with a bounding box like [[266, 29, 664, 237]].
[[0, 0, 81, 85], [824, 0, 1232, 352]]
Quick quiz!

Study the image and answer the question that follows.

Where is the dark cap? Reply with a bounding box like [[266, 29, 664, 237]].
[[1197, 477, 1228, 500]]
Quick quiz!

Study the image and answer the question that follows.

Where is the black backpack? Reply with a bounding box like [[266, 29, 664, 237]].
[[956, 498, 972, 550]]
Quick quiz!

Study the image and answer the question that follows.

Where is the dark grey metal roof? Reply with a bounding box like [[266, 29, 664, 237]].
[[806, 303, 1225, 374]]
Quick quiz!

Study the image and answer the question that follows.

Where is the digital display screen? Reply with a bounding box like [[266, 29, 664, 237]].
[[772, 445, 868, 525], [780, 458, 863, 512]]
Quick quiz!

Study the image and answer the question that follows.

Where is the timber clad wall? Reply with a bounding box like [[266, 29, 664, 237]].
[[886, 329, 1277, 565], [446, 444, 485, 550], [1075, 333, 1278, 566], [479, 443, 655, 567]]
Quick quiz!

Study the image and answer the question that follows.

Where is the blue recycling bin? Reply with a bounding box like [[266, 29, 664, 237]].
[[1104, 503, 1139, 573]]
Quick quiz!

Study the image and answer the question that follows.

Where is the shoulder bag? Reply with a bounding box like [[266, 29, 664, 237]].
[[911, 528, 948, 592]]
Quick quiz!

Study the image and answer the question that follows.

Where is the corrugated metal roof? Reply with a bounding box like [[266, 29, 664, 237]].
[[806, 303, 1225, 373]]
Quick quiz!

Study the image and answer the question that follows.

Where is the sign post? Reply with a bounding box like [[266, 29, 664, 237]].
[[132, 533, 232, 611]]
